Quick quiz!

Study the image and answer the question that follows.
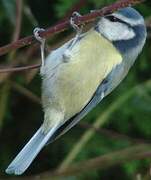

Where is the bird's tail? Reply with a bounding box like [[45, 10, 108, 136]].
[[5, 124, 59, 175]]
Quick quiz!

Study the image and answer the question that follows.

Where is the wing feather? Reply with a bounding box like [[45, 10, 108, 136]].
[[48, 62, 125, 143]]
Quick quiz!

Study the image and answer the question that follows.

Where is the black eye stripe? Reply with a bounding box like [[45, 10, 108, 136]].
[[105, 15, 131, 27], [106, 15, 118, 22]]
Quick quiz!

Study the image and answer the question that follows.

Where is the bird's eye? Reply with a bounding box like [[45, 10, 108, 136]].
[[106, 15, 119, 22]]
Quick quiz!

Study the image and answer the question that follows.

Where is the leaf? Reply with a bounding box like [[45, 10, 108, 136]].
[[2, 0, 16, 25]]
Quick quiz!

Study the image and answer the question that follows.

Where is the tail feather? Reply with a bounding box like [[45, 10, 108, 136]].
[[5, 125, 58, 175]]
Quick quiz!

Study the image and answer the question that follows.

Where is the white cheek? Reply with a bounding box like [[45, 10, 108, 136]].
[[98, 18, 135, 41]]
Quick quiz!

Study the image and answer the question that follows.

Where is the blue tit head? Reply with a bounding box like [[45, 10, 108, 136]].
[[95, 7, 147, 66]]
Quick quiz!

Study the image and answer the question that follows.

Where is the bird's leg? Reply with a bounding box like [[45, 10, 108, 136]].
[[70, 12, 83, 35], [69, 11, 83, 48], [33, 27, 46, 68], [63, 12, 84, 60]]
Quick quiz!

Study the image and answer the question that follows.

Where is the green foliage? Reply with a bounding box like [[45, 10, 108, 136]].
[[1, 0, 16, 25], [54, 0, 78, 18], [0, 0, 151, 179], [88, 0, 115, 8]]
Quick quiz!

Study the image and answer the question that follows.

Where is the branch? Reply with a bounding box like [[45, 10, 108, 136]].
[[9, 80, 41, 104], [2, 144, 151, 180], [49, 144, 151, 179], [79, 122, 151, 145], [58, 79, 151, 171], [0, 63, 40, 73], [0, 0, 144, 57]]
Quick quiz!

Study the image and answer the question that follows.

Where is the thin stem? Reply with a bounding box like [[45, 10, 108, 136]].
[[58, 79, 151, 171], [0, 63, 40, 73], [12, 0, 23, 42], [0, 0, 144, 56], [9, 80, 41, 105], [3, 144, 151, 180]]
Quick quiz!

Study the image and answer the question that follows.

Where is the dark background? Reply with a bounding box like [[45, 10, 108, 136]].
[[0, 0, 151, 179]]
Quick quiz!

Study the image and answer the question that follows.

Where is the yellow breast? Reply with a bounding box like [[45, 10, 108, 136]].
[[44, 29, 122, 122]]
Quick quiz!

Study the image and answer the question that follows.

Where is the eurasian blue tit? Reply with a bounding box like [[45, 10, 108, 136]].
[[6, 7, 147, 175]]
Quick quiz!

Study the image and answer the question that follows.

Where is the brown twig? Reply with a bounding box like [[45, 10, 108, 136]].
[[0, 63, 40, 73], [79, 122, 151, 145], [0, 31, 77, 74], [0, 0, 23, 129], [0, 1, 87, 74], [9, 80, 41, 104], [0, 0, 144, 57], [0, 0, 23, 76], [52, 145, 151, 178], [1, 144, 150, 180], [0, 0, 144, 74]]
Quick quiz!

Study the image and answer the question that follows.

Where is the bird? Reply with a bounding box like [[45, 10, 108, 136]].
[[5, 7, 147, 175]]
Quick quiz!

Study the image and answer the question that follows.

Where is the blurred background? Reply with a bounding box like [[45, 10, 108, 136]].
[[0, 0, 151, 179]]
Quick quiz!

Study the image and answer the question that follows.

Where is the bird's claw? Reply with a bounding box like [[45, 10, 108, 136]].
[[70, 11, 83, 35], [33, 27, 46, 67]]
